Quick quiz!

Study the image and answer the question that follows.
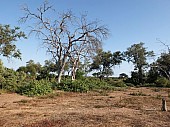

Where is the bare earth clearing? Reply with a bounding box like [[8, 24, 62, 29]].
[[0, 87, 170, 127]]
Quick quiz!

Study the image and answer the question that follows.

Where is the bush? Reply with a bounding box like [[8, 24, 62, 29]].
[[155, 77, 170, 87], [3, 79, 18, 92], [75, 70, 85, 80], [113, 81, 127, 87], [0, 68, 26, 92], [104, 78, 127, 87], [54, 79, 89, 92], [125, 83, 134, 87], [53, 78, 115, 92], [17, 80, 52, 96]]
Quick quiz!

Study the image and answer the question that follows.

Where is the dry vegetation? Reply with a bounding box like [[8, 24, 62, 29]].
[[1, 87, 170, 127]]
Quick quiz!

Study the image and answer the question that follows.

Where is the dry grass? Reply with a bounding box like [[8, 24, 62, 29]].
[[0, 87, 170, 127]]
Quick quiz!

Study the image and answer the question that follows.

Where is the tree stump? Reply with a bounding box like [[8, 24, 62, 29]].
[[161, 98, 167, 111]]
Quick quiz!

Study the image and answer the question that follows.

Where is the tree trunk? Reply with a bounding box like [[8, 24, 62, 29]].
[[57, 71, 61, 83], [71, 69, 76, 81], [138, 66, 144, 85], [57, 58, 67, 83], [71, 58, 79, 81], [57, 67, 63, 83], [71, 62, 77, 81]]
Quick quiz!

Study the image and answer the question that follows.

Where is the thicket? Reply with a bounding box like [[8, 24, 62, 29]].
[[17, 80, 52, 96], [1, 56, 170, 97], [1, 65, 170, 97], [0, 65, 128, 96], [52, 77, 118, 93]]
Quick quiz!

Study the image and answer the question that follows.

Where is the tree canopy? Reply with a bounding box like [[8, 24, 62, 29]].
[[90, 49, 124, 78], [124, 42, 154, 84], [0, 24, 26, 59]]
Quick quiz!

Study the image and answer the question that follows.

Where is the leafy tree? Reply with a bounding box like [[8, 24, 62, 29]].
[[152, 53, 170, 80], [16, 66, 27, 73], [17, 60, 42, 80], [148, 41, 170, 81], [20, 1, 108, 83], [90, 49, 124, 78], [0, 24, 26, 59], [26, 60, 41, 79], [38, 60, 57, 80], [147, 62, 159, 83], [124, 42, 154, 85], [119, 73, 128, 79]]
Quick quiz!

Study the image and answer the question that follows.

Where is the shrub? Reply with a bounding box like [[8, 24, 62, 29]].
[[54, 79, 89, 92], [125, 83, 134, 87], [17, 80, 52, 96], [104, 78, 127, 87], [3, 79, 18, 92], [53, 78, 115, 92], [0, 68, 25, 92], [75, 69, 85, 80], [155, 77, 170, 87], [113, 81, 127, 87]]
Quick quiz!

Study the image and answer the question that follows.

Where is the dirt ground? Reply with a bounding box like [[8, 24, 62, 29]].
[[0, 87, 170, 127]]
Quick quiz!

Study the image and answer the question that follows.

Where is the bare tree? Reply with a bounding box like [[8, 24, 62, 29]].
[[20, 1, 109, 83], [69, 35, 104, 80]]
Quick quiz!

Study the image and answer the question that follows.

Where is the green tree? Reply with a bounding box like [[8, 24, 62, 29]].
[[147, 62, 159, 83], [119, 73, 128, 79], [0, 24, 26, 59], [38, 60, 57, 80], [90, 49, 124, 78], [152, 53, 170, 80], [17, 60, 42, 80], [124, 42, 154, 85], [26, 60, 41, 79]]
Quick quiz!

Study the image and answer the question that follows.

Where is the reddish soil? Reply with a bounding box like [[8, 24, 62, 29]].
[[0, 87, 170, 127]]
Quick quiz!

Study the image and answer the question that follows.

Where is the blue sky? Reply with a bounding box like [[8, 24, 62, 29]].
[[1, 0, 170, 76]]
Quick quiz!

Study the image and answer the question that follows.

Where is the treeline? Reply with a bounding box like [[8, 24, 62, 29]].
[[0, 1, 170, 96], [0, 41, 170, 96]]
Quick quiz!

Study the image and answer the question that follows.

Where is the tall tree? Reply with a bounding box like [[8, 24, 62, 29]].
[[17, 60, 42, 80], [20, 1, 108, 83], [149, 41, 170, 80], [90, 49, 124, 78], [0, 24, 26, 59], [124, 42, 154, 85], [153, 53, 170, 80], [38, 60, 57, 80]]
